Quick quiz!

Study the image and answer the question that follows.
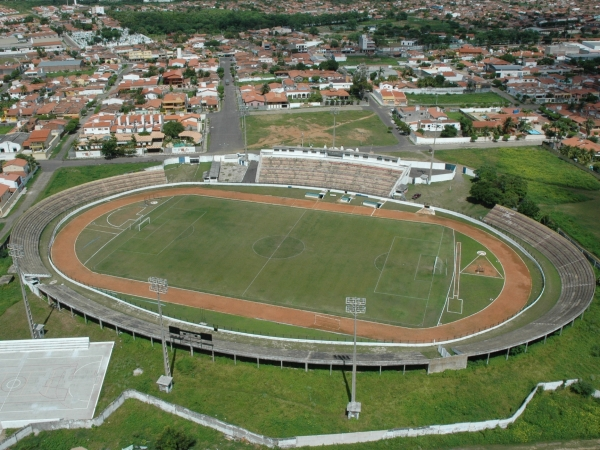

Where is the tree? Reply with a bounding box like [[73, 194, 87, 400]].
[[584, 118, 595, 138], [501, 116, 516, 134], [260, 83, 270, 95], [216, 67, 225, 79], [155, 426, 195, 450], [15, 154, 37, 171], [64, 118, 79, 134], [163, 121, 184, 139], [517, 196, 540, 218], [318, 59, 339, 71], [349, 66, 370, 99], [100, 136, 119, 159], [440, 124, 458, 137]]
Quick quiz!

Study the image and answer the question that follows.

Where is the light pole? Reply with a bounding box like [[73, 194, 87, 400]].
[[429, 129, 437, 185], [8, 244, 38, 339], [149, 276, 173, 392], [241, 105, 248, 163], [345, 297, 366, 419], [330, 107, 339, 149]]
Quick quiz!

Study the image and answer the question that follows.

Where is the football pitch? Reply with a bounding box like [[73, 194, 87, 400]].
[[75, 195, 504, 328]]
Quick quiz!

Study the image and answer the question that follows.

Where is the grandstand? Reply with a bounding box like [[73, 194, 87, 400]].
[[453, 205, 596, 356], [257, 154, 408, 198], [10, 169, 167, 278]]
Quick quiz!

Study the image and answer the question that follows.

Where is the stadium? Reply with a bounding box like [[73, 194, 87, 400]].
[[8, 148, 594, 379]]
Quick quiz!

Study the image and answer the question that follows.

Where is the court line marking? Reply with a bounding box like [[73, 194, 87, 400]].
[[437, 229, 456, 326]]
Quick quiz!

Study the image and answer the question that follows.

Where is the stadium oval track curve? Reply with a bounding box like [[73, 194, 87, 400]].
[[52, 187, 532, 343]]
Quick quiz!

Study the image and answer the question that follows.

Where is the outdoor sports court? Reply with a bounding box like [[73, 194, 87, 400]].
[[52, 187, 532, 342], [0, 339, 113, 428]]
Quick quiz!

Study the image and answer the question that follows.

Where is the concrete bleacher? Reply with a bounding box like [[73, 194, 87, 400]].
[[257, 157, 405, 198], [0, 337, 89, 353], [453, 205, 595, 356], [10, 169, 167, 278]]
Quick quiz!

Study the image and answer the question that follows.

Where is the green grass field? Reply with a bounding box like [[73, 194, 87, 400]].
[[75, 195, 503, 328], [406, 93, 509, 106], [0, 124, 14, 134], [38, 163, 161, 201], [435, 146, 600, 257], [340, 56, 399, 66], [245, 110, 397, 149]]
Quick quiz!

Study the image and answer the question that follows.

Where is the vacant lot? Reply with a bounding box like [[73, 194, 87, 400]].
[[435, 146, 600, 257], [340, 56, 399, 66], [245, 110, 397, 149], [406, 93, 509, 106]]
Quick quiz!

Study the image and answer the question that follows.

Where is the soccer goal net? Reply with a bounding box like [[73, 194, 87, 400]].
[[433, 256, 444, 275], [137, 217, 150, 231]]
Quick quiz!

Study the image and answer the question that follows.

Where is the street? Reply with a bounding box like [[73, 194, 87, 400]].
[[207, 58, 244, 153]]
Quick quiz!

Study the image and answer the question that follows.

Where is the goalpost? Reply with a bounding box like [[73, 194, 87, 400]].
[[137, 217, 150, 231], [433, 256, 444, 275]]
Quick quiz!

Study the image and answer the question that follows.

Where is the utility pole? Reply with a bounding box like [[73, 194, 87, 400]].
[[345, 297, 366, 419], [241, 106, 248, 163], [149, 277, 173, 393], [8, 244, 39, 339], [429, 118, 439, 185], [330, 107, 339, 149]]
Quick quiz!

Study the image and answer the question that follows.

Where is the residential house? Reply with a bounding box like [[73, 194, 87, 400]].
[[162, 93, 188, 112]]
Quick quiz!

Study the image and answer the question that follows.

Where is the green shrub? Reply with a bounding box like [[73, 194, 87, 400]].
[[155, 426, 195, 450], [570, 380, 595, 397]]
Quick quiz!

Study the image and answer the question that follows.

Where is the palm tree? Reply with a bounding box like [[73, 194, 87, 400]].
[[584, 118, 595, 139], [502, 116, 516, 134], [517, 120, 532, 133], [260, 83, 270, 95]]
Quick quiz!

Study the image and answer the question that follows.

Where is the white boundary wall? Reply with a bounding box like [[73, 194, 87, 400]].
[[0, 380, 582, 449]]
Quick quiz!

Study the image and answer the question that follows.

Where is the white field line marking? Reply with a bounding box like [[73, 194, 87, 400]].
[[87, 198, 181, 269], [437, 229, 456, 326], [83, 226, 130, 267], [373, 236, 397, 293], [242, 210, 307, 297], [413, 254, 423, 281], [0, 356, 26, 413], [419, 227, 445, 326], [156, 213, 206, 255], [85, 229, 119, 235]]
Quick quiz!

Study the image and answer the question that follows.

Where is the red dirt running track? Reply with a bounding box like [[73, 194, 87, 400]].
[[52, 187, 532, 343]]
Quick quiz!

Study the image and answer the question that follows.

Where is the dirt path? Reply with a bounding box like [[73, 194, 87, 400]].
[[51, 187, 532, 343]]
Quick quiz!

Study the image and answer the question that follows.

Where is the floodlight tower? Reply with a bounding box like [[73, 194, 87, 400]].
[[8, 244, 38, 339], [149, 276, 173, 392], [345, 297, 366, 419], [330, 107, 340, 149]]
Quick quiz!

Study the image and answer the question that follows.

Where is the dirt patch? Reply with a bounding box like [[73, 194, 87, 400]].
[[249, 114, 378, 149], [462, 255, 503, 278], [52, 187, 531, 343]]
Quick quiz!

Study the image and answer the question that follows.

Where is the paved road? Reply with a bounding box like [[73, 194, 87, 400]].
[[208, 58, 243, 153], [366, 93, 414, 149]]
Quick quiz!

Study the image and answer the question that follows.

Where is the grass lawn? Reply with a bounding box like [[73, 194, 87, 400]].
[[245, 110, 397, 149], [38, 162, 161, 202], [75, 194, 503, 327], [0, 249, 598, 446], [0, 124, 14, 134], [164, 162, 210, 183], [44, 67, 97, 78], [434, 146, 600, 257], [445, 111, 465, 121], [340, 56, 399, 66], [406, 93, 509, 106]]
